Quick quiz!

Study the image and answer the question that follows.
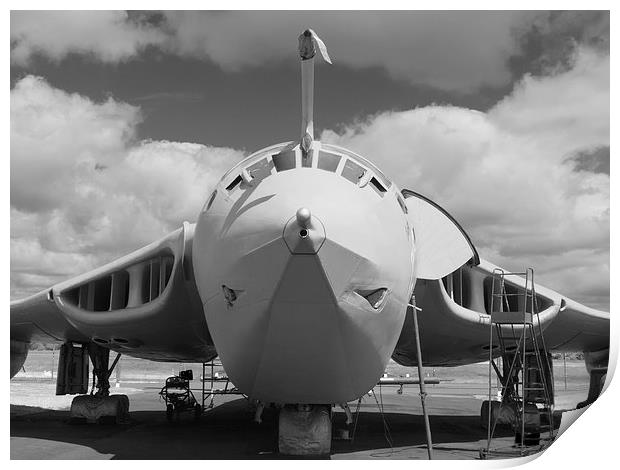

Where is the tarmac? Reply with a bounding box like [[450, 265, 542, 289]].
[[10, 378, 585, 460]]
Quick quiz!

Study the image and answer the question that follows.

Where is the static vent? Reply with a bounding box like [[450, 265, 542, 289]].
[[222, 285, 244, 308], [356, 288, 388, 309]]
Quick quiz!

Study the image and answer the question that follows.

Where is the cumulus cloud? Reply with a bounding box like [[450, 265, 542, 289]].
[[10, 77, 244, 299], [11, 76, 140, 212], [11, 10, 530, 92], [10, 40, 609, 310], [321, 47, 609, 309], [509, 10, 609, 77], [10, 11, 167, 65], [163, 11, 527, 92]]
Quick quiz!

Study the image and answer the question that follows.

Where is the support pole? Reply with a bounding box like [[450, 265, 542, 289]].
[[202, 362, 206, 411], [108, 353, 122, 377], [563, 353, 567, 391], [411, 295, 433, 460]]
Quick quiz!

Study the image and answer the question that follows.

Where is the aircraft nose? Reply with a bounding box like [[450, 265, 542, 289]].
[[248, 252, 351, 402], [283, 207, 326, 254]]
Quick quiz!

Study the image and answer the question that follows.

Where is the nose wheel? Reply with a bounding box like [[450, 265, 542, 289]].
[[278, 404, 332, 456]]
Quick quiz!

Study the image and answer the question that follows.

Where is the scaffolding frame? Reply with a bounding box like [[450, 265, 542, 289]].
[[199, 360, 246, 413], [483, 268, 555, 457]]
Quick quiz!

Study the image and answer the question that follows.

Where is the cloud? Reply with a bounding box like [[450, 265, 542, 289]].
[[321, 47, 609, 309], [162, 11, 528, 92], [11, 75, 140, 213], [508, 11, 609, 77], [10, 11, 167, 65], [10, 76, 245, 299], [571, 146, 609, 175], [10, 42, 609, 310], [11, 10, 530, 92], [11, 11, 609, 94]]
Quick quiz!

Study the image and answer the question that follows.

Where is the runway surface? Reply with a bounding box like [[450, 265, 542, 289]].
[[10, 377, 588, 460]]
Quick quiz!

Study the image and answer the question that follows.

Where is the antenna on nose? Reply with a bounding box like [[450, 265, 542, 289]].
[[298, 29, 331, 156]]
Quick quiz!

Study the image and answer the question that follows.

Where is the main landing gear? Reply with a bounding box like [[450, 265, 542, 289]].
[[56, 342, 129, 424]]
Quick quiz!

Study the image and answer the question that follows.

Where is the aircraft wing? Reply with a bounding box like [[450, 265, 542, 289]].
[[10, 222, 216, 371], [394, 190, 609, 367]]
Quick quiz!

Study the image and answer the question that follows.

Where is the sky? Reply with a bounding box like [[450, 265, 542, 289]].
[[9, 10, 610, 310]]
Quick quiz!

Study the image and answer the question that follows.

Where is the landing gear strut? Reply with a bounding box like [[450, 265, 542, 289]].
[[577, 349, 608, 409], [88, 343, 121, 397], [69, 343, 129, 423]]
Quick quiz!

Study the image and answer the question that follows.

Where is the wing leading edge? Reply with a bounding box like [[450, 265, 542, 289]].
[[394, 189, 608, 367], [10, 222, 216, 373]]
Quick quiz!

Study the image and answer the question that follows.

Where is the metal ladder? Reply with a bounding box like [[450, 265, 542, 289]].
[[483, 268, 555, 456]]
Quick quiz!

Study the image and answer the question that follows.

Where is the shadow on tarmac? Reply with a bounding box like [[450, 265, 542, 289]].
[[10, 397, 526, 459]]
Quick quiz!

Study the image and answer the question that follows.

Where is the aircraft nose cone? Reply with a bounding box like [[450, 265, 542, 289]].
[[283, 208, 325, 254]]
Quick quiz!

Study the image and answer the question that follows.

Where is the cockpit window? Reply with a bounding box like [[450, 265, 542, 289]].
[[226, 175, 243, 192], [205, 190, 217, 211], [220, 143, 397, 203], [317, 151, 341, 172], [370, 170, 391, 191], [369, 177, 387, 196], [247, 158, 273, 182], [397, 193, 408, 213], [341, 159, 367, 184], [331, 145, 392, 189], [301, 150, 314, 168], [273, 150, 296, 172]]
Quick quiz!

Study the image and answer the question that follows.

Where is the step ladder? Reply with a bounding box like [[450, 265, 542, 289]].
[[483, 268, 555, 457]]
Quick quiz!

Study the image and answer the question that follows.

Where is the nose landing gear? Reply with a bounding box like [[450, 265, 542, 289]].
[[278, 404, 332, 456]]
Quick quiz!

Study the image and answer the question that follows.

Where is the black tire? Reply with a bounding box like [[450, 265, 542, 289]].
[[194, 404, 202, 421], [515, 432, 541, 446], [166, 404, 174, 422], [68, 417, 87, 425]]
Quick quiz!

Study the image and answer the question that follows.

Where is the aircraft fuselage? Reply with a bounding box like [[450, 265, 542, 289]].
[[193, 141, 416, 404]]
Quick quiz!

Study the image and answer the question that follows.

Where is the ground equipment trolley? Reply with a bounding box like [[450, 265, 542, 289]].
[[159, 370, 202, 421]]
